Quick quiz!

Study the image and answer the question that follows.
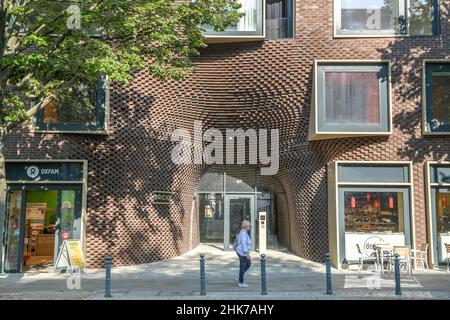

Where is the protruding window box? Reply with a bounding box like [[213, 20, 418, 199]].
[[203, 0, 265, 44], [423, 61, 450, 135], [33, 77, 109, 134], [333, 0, 440, 38], [309, 61, 392, 141]]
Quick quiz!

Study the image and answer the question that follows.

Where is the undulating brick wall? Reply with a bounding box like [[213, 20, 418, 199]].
[[5, 1, 449, 267]]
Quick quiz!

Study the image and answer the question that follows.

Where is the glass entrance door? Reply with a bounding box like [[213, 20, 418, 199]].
[[3, 190, 26, 272], [431, 189, 450, 264], [3, 185, 82, 272], [225, 195, 255, 251]]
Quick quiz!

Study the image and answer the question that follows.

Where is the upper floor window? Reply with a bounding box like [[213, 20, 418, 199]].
[[424, 62, 450, 134], [334, 0, 439, 37], [34, 77, 109, 133], [309, 61, 391, 140], [203, 0, 265, 41], [266, 0, 294, 39]]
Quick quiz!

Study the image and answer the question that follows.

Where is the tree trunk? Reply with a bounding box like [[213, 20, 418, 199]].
[[0, 126, 7, 273]]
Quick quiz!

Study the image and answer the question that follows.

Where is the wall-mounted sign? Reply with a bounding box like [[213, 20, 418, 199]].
[[153, 192, 172, 205], [6, 162, 84, 182]]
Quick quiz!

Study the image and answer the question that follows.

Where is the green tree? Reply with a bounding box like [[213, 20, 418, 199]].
[[0, 0, 242, 252]]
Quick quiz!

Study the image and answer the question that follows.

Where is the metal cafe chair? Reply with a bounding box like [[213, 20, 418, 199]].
[[356, 244, 377, 272], [390, 246, 412, 275], [445, 243, 450, 272], [411, 243, 429, 270]]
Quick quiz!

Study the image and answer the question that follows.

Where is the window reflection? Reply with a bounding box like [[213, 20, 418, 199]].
[[435, 192, 450, 233], [345, 191, 405, 233], [200, 193, 224, 243]]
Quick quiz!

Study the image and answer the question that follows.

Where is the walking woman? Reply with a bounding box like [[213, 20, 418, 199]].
[[235, 220, 252, 287]]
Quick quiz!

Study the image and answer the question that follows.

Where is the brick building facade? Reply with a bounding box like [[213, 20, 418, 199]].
[[2, 0, 450, 271]]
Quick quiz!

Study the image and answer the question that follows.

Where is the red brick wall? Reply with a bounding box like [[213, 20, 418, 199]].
[[5, 0, 450, 266]]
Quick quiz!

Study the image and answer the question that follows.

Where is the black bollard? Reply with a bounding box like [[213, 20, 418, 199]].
[[200, 254, 206, 296], [325, 253, 333, 295], [105, 256, 112, 298], [394, 254, 402, 296], [261, 254, 267, 296]]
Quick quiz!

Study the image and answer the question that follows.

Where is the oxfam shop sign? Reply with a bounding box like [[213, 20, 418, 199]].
[[6, 162, 84, 182]]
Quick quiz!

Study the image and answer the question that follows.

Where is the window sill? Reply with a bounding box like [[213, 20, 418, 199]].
[[32, 129, 109, 136], [203, 35, 265, 44], [308, 131, 392, 141]]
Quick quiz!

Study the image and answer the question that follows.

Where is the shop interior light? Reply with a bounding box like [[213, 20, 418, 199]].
[[374, 199, 379, 209], [351, 196, 356, 208], [389, 195, 394, 209], [442, 196, 447, 209]]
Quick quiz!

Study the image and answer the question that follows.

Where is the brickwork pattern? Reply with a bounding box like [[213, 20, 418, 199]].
[[5, 1, 450, 266]]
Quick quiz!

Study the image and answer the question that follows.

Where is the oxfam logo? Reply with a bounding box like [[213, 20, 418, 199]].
[[26, 166, 40, 179]]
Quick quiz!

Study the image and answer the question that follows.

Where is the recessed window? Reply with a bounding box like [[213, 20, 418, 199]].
[[266, 0, 294, 39], [334, 0, 439, 37], [424, 62, 450, 134], [35, 77, 108, 133], [310, 62, 391, 140]]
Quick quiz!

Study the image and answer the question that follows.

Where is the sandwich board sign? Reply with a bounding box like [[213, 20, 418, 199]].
[[54, 239, 86, 273]]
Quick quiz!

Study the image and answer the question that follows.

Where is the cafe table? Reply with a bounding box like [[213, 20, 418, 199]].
[[373, 243, 393, 273]]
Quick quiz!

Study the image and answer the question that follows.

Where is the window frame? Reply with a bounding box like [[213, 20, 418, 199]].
[[328, 160, 415, 268], [333, 0, 440, 38], [422, 60, 450, 135], [309, 60, 392, 140], [33, 76, 110, 135], [265, 0, 295, 40], [426, 161, 450, 266], [203, 0, 266, 42]]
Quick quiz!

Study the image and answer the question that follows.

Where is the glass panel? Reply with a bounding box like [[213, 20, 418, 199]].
[[435, 191, 450, 234], [60, 190, 78, 243], [325, 72, 380, 125], [266, 0, 293, 39], [226, 174, 255, 192], [344, 191, 405, 233], [340, 0, 402, 33], [199, 193, 224, 243], [43, 82, 98, 125], [430, 72, 450, 130], [204, 0, 258, 32], [430, 166, 450, 184], [24, 190, 57, 267], [338, 165, 409, 183], [409, 0, 434, 36], [229, 198, 252, 245], [198, 172, 224, 192], [4, 191, 23, 271]]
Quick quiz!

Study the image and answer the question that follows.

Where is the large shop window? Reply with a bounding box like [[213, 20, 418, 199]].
[[334, 0, 439, 37], [428, 164, 450, 264], [309, 62, 391, 140], [328, 162, 412, 267], [34, 77, 108, 133], [424, 62, 450, 134], [266, 0, 294, 39], [202, 0, 265, 41]]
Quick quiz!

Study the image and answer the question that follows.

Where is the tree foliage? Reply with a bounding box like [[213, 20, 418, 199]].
[[0, 0, 242, 126]]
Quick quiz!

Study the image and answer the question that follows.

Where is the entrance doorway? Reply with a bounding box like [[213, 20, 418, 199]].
[[225, 195, 255, 251], [3, 185, 82, 273]]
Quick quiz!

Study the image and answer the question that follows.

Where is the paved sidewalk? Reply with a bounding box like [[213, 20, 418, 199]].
[[0, 244, 449, 300]]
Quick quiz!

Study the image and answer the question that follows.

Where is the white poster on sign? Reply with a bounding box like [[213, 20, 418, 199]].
[[438, 233, 450, 263], [345, 233, 405, 261]]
